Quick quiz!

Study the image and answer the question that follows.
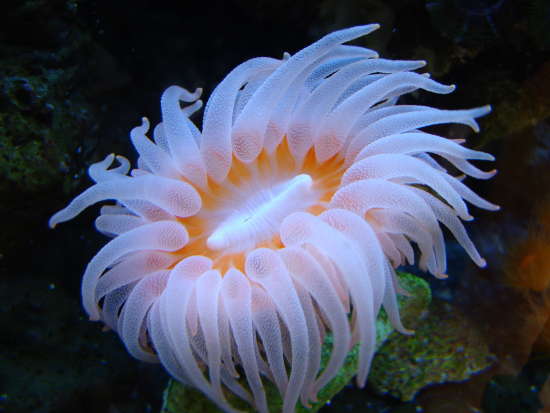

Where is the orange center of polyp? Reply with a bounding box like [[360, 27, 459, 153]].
[[177, 136, 345, 273]]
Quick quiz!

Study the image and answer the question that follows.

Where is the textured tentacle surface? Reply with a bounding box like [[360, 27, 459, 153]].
[[160, 86, 208, 187], [231, 24, 380, 163], [202, 57, 284, 182]]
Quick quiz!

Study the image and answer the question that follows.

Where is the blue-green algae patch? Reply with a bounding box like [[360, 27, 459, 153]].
[[368, 299, 492, 402], [161, 271, 431, 413]]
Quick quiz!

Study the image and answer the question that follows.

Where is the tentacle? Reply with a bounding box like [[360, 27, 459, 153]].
[[316, 73, 456, 162], [436, 154, 497, 179], [279, 212, 376, 388], [202, 57, 284, 182], [320, 210, 387, 313], [162, 257, 239, 412], [148, 300, 194, 386], [345, 105, 492, 166], [245, 248, 309, 413], [49, 174, 201, 228], [153, 123, 170, 154], [439, 172, 500, 211], [196, 270, 224, 400], [88, 154, 130, 183], [382, 264, 413, 334], [302, 45, 378, 90], [95, 214, 146, 237], [341, 153, 473, 220], [121, 270, 170, 362], [409, 187, 487, 267], [386, 233, 415, 265], [279, 247, 350, 402], [81, 221, 188, 320], [221, 269, 268, 413], [354, 131, 495, 163], [293, 281, 322, 408], [103, 283, 135, 332], [231, 25, 380, 163], [160, 86, 207, 187], [94, 251, 179, 312], [341, 106, 431, 156], [250, 284, 289, 399], [264, 46, 384, 155], [287, 60, 426, 159], [330, 179, 447, 277], [130, 118, 181, 179], [370, 208, 436, 272]]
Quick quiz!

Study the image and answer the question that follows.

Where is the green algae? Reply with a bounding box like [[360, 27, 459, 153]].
[[0, 0, 97, 251], [475, 61, 550, 148], [0, 0, 93, 194], [369, 299, 492, 402], [161, 271, 431, 413]]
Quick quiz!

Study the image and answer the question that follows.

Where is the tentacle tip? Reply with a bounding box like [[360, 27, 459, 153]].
[[48, 220, 57, 229], [436, 273, 448, 279], [485, 104, 492, 112], [449, 84, 456, 91], [422, 73, 431, 78], [479, 258, 487, 268], [404, 328, 415, 335], [89, 315, 100, 322], [494, 205, 501, 211], [373, 53, 380, 59], [282, 52, 291, 60], [355, 375, 367, 389], [301, 400, 312, 409], [373, 24, 381, 30], [102, 325, 111, 332], [420, 60, 427, 67], [463, 214, 474, 222], [401, 290, 411, 297]]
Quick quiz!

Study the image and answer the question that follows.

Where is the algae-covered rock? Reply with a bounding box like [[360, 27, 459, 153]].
[[476, 60, 550, 148], [0, 0, 98, 251], [369, 299, 492, 402], [425, 0, 516, 47], [161, 271, 431, 413]]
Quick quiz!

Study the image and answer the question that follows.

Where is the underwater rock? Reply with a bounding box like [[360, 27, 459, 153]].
[[479, 60, 550, 146], [0, 0, 99, 251], [425, 0, 519, 46], [160, 272, 431, 413], [482, 357, 550, 413], [528, 0, 550, 50], [369, 299, 492, 402]]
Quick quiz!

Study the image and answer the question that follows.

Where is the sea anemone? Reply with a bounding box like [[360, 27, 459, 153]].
[[50, 25, 498, 413]]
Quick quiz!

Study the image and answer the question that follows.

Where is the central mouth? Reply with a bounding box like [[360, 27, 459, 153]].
[[206, 174, 315, 253]]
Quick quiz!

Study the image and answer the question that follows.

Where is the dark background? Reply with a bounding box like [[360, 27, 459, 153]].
[[2, 0, 550, 412]]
